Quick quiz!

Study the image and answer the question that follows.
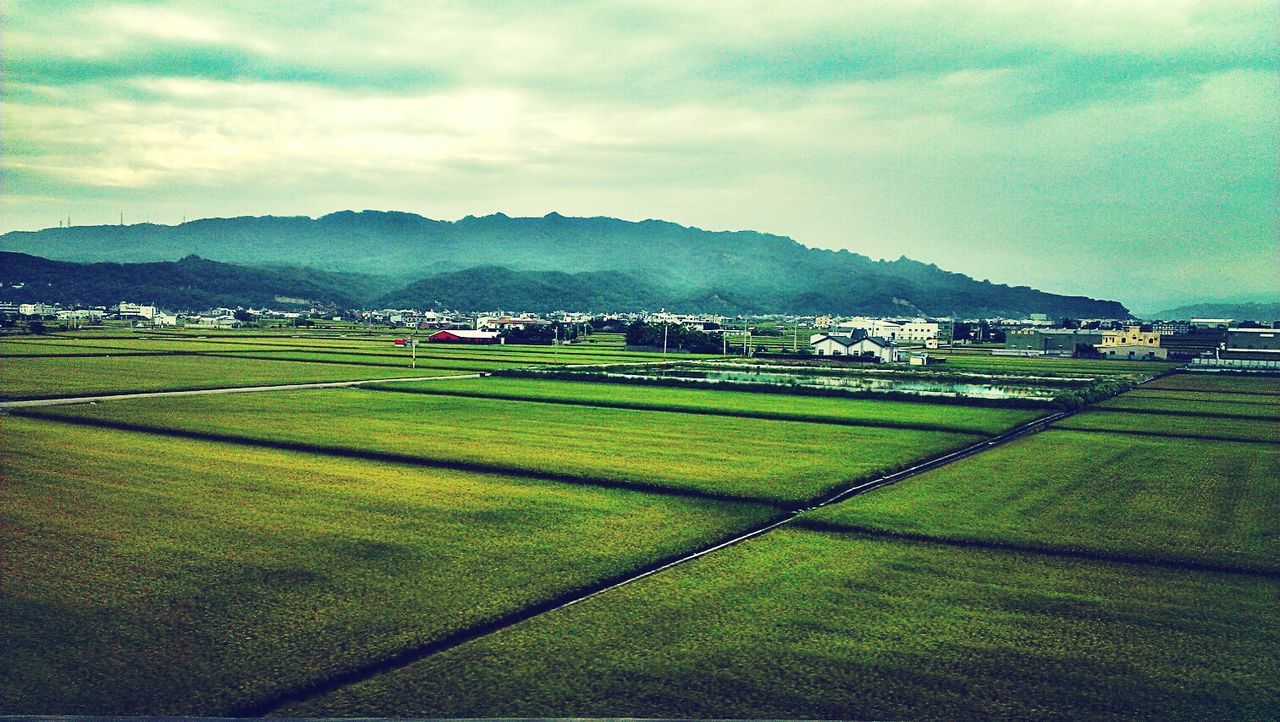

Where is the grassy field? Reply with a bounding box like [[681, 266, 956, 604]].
[[20, 389, 987, 504], [1095, 391, 1280, 419], [376, 376, 1046, 434], [0, 334, 670, 364], [276, 371, 1279, 718], [1142, 372, 1280, 394], [283, 527, 1279, 720], [805, 428, 1279, 571], [6, 344, 1275, 718], [0, 355, 467, 399], [1054, 407, 1278, 443], [0, 415, 777, 715]]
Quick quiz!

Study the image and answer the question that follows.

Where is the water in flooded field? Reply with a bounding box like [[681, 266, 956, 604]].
[[589, 366, 1063, 400]]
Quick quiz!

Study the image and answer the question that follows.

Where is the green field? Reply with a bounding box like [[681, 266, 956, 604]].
[[1142, 372, 1280, 394], [5, 344, 1277, 718], [278, 373, 1280, 718], [1054, 407, 1278, 443], [806, 428, 1279, 571], [377, 376, 1045, 434], [1095, 391, 1280, 419], [283, 528, 1279, 719], [0, 415, 776, 714], [19, 389, 990, 504], [0, 355, 465, 399]]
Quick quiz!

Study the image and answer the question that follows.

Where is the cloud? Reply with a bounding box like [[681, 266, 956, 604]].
[[2, 0, 1276, 307]]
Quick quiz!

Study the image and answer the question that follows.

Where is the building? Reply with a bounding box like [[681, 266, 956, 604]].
[[18, 303, 57, 317], [836, 317, 903, 340], [1099, 326, 1161, 349], [1002, 329, 1105, 356], [190, 314, 241, 329], [1190, 318, 1233, 328], [1160, 329, 1225, 360], [1221, 327, 1280, 360], [1098, 344, 1169, 361], [428, 330, 502, 344], [116, 302, 156, 320], [811, 333, 900, 363], [1153, 320, 1192, 336], [477, 315, 551, 332]]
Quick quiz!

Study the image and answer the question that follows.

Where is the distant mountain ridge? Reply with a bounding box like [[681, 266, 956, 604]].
[[1148, 301, 1279, 322], [0, 252, 380, 310], [0, 211, 1129, 317]]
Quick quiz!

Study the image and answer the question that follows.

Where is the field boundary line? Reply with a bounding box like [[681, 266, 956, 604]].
[[226, 408, 1068, 717], [1048, 425, 1280, 446], [792, 519, 1280, 578], [361, 384, 1003, 436], [0, 374, 485, 408], [7, 410, 788, 509], [1089, 406, 1280, 422]]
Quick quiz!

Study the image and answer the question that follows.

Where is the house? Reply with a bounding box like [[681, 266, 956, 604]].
[[428, 330, 502, 344], [1099, 325, 1160, 349], [116, 302, 156, 320], [836, 317, 903, 340], [18, 303, 57, 317], [1098, 344, 1169, 361], [909, 352, 943, 366], [810, 333, 900, 363], [191, 314, 241, 329], [477, 315, 551, 332]]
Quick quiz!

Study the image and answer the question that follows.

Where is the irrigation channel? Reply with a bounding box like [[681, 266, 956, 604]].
[[226, 406, 1073, 717]]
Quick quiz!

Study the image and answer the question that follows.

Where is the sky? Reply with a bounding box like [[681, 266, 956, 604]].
[[3, 0, 1277, 311]]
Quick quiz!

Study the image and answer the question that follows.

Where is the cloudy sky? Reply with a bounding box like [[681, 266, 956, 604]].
[[3, 0, 1277, 310]]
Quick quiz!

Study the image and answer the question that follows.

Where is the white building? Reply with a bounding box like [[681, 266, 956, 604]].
[[191, 314, 241, 328], [836, 317, 953, 345], [116, 302, 156, 320], [837, 317, 903, 340], [19, 303, 57, 317], [811, 333, 900, 363]]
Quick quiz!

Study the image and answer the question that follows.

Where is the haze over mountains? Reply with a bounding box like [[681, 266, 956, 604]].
[[1, 211, 1129, 317]]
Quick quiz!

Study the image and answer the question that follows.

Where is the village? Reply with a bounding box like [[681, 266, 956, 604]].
[[3, 299, 1277, 369]]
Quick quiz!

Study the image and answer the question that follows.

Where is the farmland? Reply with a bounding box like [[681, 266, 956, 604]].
[[3, 329, 1278, 718], [16, 388, 994, 504], [0, 415, 778, 714], [0, 354, 461, 400], [280, 370, 1278, 719], [285, 528, 1278, 720]]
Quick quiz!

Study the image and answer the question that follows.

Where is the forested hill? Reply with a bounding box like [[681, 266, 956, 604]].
[[0, 252, 381, 310], [0, 211, 1129, 317]]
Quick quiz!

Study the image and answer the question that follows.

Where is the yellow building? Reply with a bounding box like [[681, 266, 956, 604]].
[[1099, 325, 1161, 348]]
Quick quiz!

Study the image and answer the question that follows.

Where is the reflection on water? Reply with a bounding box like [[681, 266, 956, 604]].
[[591, 367, 1060, 400]]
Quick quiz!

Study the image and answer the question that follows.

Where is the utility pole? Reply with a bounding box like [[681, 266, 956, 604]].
[[793, 320, 798, 353], [410, 333, 416, 369], [663, 323, 669, 361], [743, 320, 749, 356]]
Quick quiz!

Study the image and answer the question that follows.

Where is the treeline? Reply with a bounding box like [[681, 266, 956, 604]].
[[625, 320, 722, 353]]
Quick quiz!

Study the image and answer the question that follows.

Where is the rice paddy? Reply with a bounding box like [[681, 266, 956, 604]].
[[2, 329, 1276, 717]]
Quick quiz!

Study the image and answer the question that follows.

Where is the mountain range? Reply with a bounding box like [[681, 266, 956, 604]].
[[0, 211, 1129, 317]]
